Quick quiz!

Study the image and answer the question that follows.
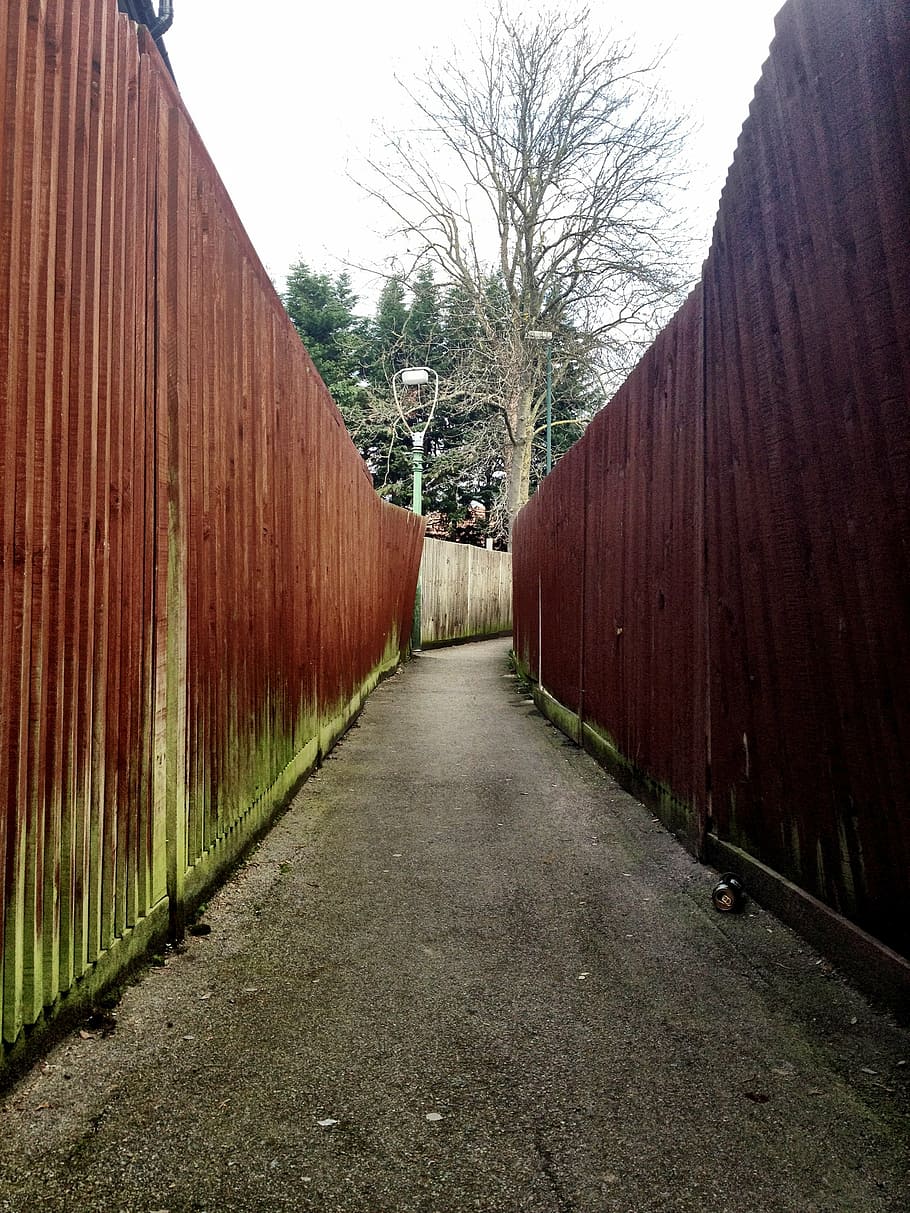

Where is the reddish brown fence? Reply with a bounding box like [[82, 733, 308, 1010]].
[[0, 0, 423, 1057], [513, 0, 910, 963]]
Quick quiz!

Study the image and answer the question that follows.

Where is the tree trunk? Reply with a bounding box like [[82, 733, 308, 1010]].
[[505, 390, 536, 549]]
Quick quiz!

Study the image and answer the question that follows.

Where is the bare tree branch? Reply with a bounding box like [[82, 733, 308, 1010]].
[[356, 0, 692, 541]]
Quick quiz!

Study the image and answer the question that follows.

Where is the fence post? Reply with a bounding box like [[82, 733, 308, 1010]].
[[578, 442, 589, 745], [161, 103, 190, 939]]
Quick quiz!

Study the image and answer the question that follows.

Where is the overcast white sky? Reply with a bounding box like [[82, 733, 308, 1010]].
[[165, 0, 784, 307]]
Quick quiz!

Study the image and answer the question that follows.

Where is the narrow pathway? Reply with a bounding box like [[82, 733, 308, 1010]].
[[1, 639, 908, 1213]]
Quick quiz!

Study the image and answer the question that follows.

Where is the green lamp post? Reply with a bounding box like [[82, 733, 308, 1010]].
[[392, 365, 440, 651]]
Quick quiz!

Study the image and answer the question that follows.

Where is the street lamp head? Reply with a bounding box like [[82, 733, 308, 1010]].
[[401, 367, 430, 386], [526, 329, 553, 341], [392, 365, 440, 439]]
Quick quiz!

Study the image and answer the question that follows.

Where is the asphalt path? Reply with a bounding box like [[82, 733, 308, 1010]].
[[1, 638, 908, 1213]]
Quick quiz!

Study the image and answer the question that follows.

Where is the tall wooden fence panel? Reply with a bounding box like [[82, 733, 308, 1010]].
[[515, 292, 706, 835], [530, 441, 587, 718], [704, 0, 910, 949], [419, 539, 511, 647], [582, 289, 707, 836], [512, 0, 910, 961], [0, 0, 423, 1057]]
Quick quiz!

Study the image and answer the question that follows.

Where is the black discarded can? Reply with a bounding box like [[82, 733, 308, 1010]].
[[712, 872, 746, 913]]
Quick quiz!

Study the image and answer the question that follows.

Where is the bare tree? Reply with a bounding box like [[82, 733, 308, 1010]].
[[363, 2, 690, 540]]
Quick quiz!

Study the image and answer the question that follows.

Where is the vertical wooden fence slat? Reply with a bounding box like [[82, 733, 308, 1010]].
[[101, 14, 128, 954], [185, 141, 203, 871], [117, 20, 140, 936], [0, 0, 15, 1044], [58, 0, 95, 997], [141, 51, 166, 915], [85, 0, 115, 968], [150, 58, 173, 931], [44, 0, 78, 1006], [0, 0, 14, 1039], [194, 151, 214, 854], [106, 0, 137, 944], [16, 0, 48, 1030], [162, 100, 190, 933], [30, 0, 67, 1017], [2, 0, 34, 1045], [79, 0, 102, 961], [208, 176, 227, 848]]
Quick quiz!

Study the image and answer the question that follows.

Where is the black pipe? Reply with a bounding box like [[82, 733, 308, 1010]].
[[149, 0, 174, 39]]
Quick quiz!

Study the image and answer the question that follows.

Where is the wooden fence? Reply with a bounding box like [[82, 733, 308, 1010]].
[[513, 0, 910, 975], [419, 540, 511, 647], [0, 0, 423, 1060]]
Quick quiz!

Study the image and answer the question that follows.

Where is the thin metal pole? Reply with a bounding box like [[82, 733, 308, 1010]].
[[546, 342, 553, 473], [411, 432, 424, 649], [412, 431, 423, 515]]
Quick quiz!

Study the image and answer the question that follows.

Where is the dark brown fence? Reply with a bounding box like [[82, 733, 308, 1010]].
[[513, 0, 910, 962], [0, 0, 423, 1056]]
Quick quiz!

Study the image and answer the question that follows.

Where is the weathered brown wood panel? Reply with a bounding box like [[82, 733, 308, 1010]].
[[704, 0, 910, 952], [533, 442, 587, 717], [513, 0, 910, 957], [575, 289, 707, 836], [419, 539, 512, 647], [511, 499, 540, 680], [0, 0, 165, 1037], [0, 0, 424, 1057]]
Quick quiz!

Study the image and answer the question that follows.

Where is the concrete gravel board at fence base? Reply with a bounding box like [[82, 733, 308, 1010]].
[[0, 641, 907, 1213]]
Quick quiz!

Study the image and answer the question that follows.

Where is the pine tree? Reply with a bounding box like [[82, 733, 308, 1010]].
[[283, 261, 367, 414]]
